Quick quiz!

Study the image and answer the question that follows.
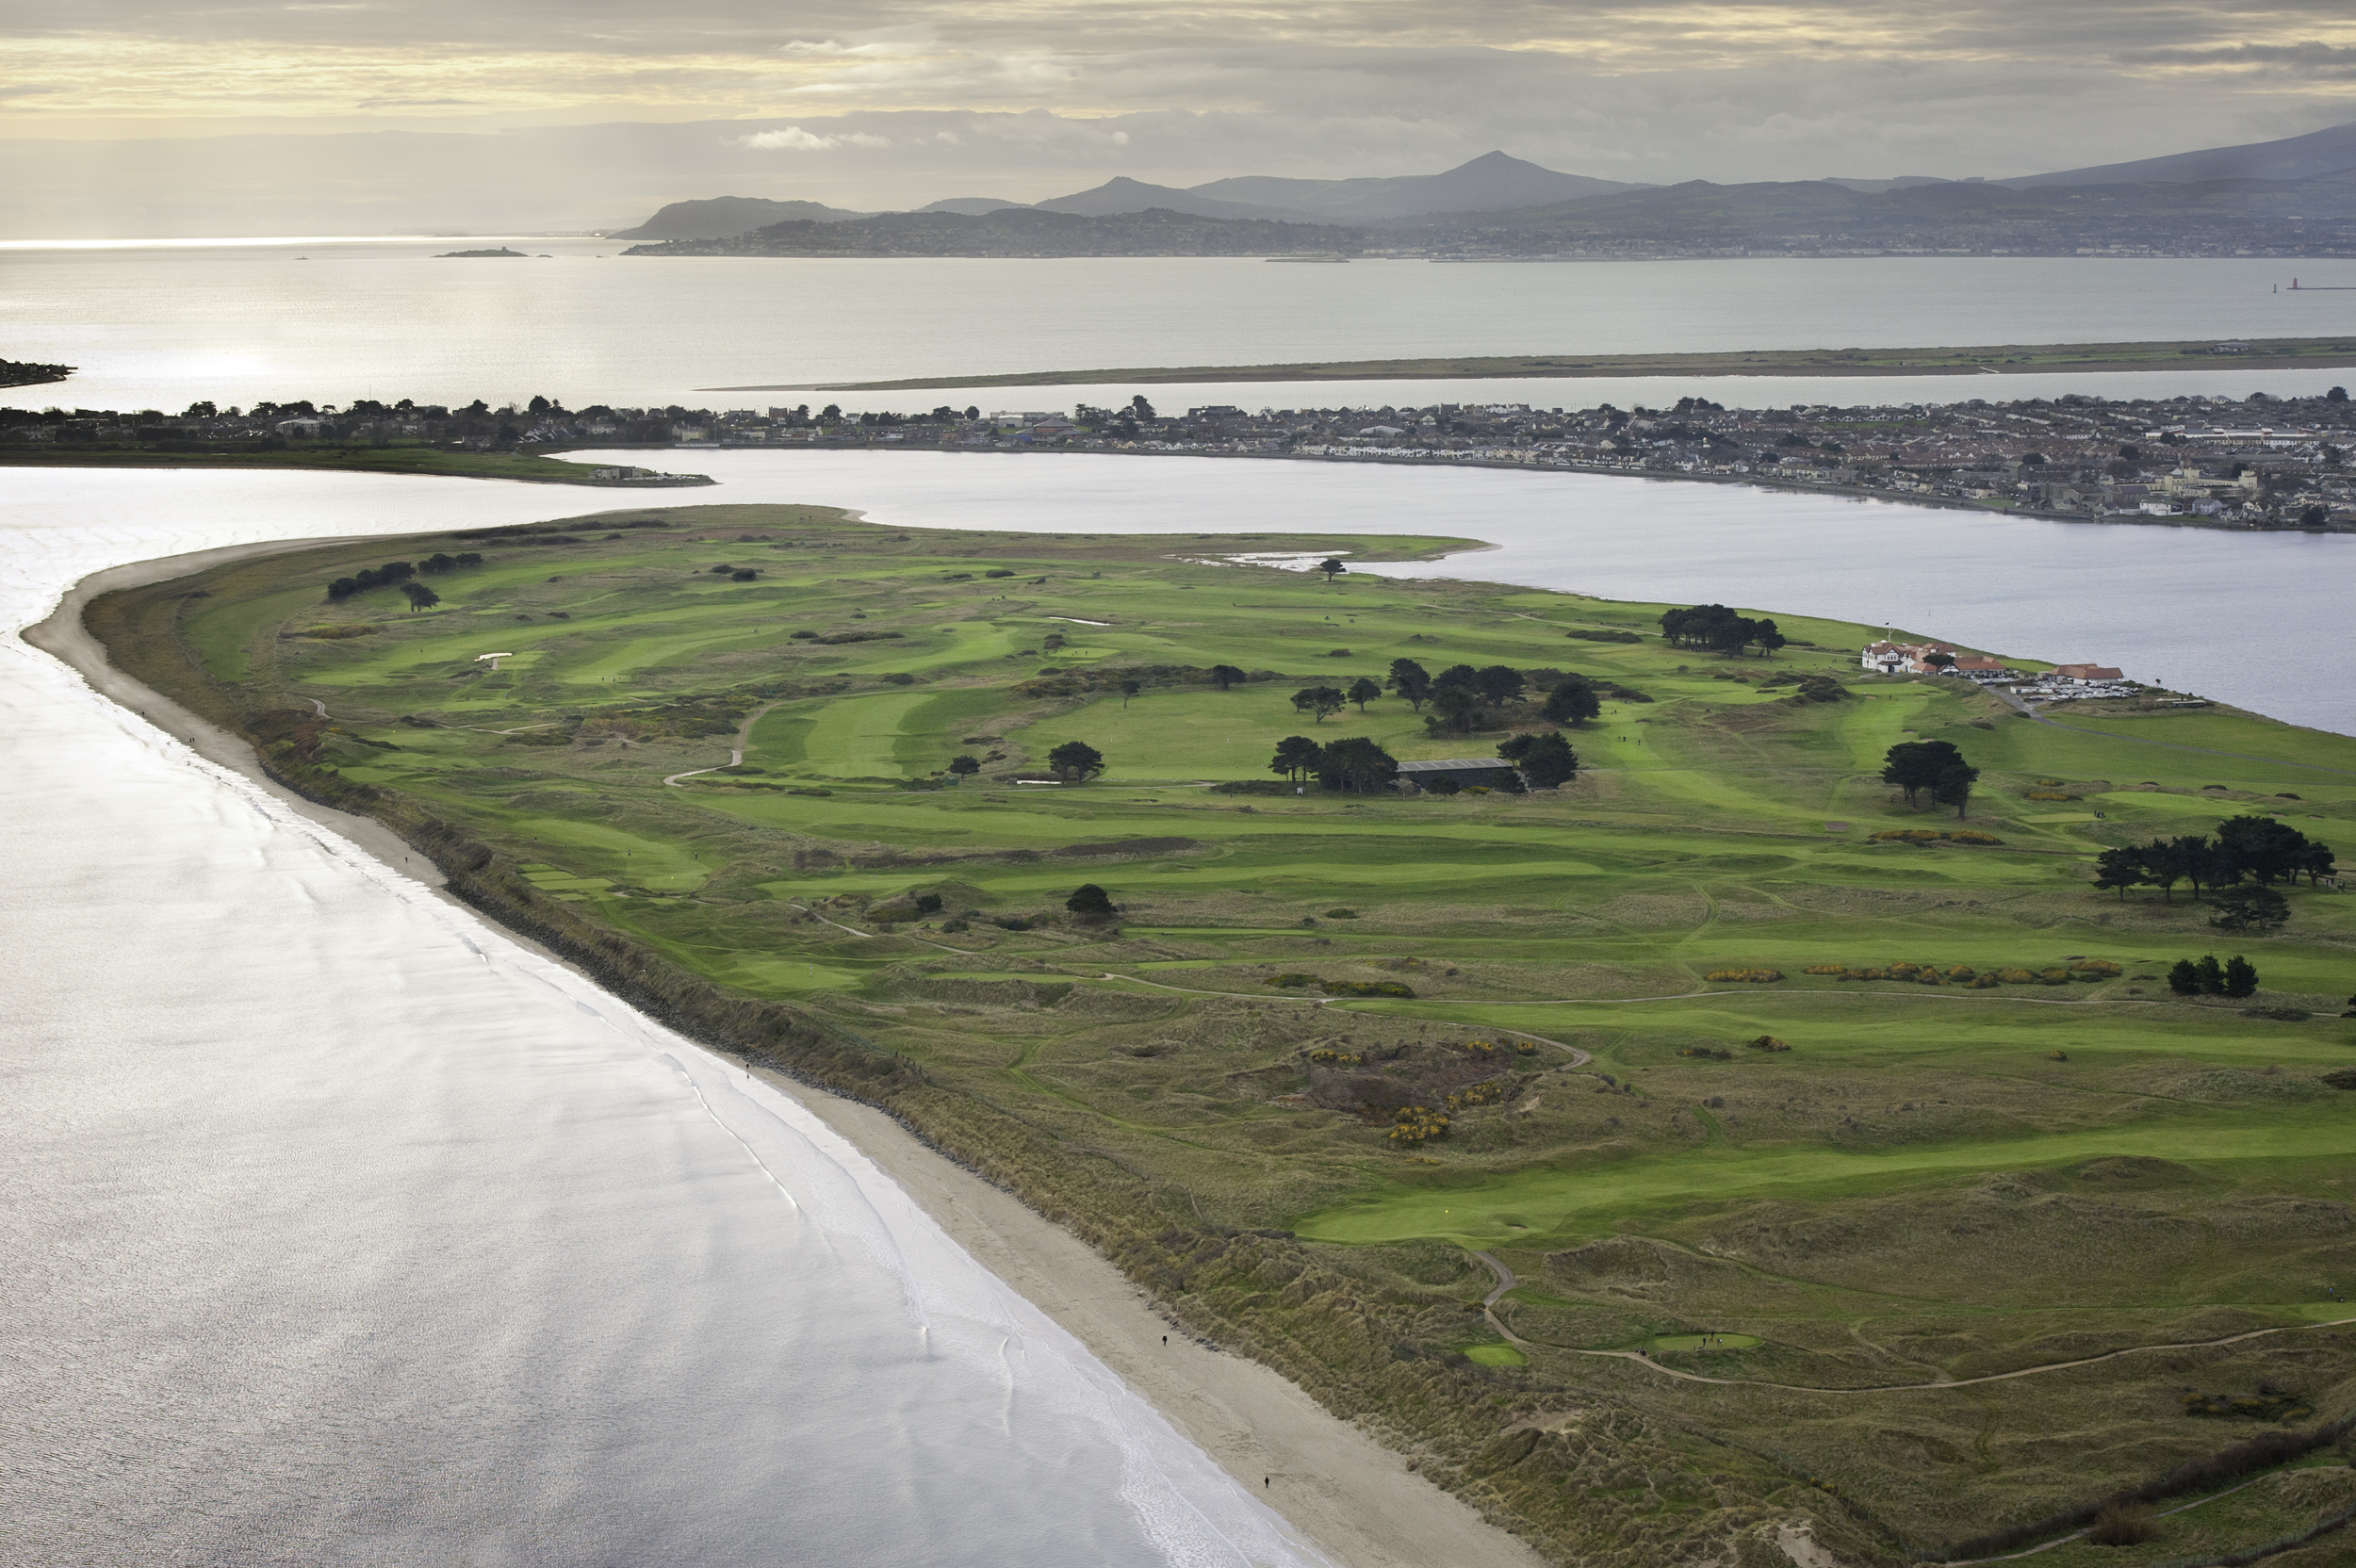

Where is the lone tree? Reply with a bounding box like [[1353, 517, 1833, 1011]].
[[1316, 557, 1346, 582], [1066, 883, 1115, 920], [1046, 740, 1104, 783], [401, 581, 440, 612], [1120, 678, 1142, 708], [1880, 739, 1969, 808], [1429, 684, 1484, 734], [1932, 760, 1980, 820], [1315, 736, 1399, 793], [1347, 677, 1382, 712], [1498, 731, 1580, 789], [947, 754, 981, 784], [1270, 735, 1323, 782], [1292, 685, 1346, 724], [1209, 664, 1247, 691], [1386, 659, 1432, 710], [1543, 677, 1601, 727], [1474, 665, 1526, 705]]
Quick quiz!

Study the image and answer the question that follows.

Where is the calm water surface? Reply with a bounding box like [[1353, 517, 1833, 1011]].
[[6, 240, 2354, 413]]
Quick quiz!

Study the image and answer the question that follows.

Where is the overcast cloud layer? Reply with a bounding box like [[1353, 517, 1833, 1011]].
[[6, 0, 2356, 235]]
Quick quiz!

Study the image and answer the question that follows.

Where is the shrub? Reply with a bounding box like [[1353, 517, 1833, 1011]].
[[2025, 790, 2076, 802], [1267, 972, 1318, 988], [1803, 964, 1848, 975], [1998, 968, 2038, 984], [984, 568, 1015, 579], [1065, 883, 1115, 919], [1324, 907, 1359, 919], [2086, 1502, 2157, 1546], [1680, 1046, 1733, 1059], [990, 914, 1034, 931], [1563, 628, 1643, 643], [1745, 1036, 1790, 1052], [298, 623, 380, 639], [1327, 980, 1415, 998], [1706, 969, 1783, 983]]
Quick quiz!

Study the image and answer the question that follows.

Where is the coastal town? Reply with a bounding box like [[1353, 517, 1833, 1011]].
[[8, 383, 2356, 530]]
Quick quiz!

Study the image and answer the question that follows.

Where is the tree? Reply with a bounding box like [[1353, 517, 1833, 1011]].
[[1316, 557, 1346, 582], [1120, 678, 1142, 708], [1209, 664, 1247, 691], [2216, 815, 2313, 886], [1387, 659, 1432, 710], [1292, 686, 1346, 724], [401, 581, 440, 612], [1752, 617, 1786, 657], [1046, 741, 1104, 783], [1932, 760, 1979, 819], [1429, 684, 1484, 734], [1129, 394, 1155, 421], [2167, 958, 2202, 995], [1347, 677, 1382, 711], [1315, 736, 1398, 793], [1066, 883, 1115, 920], [2194, 954, 2226, 994], [2093, 846, 2146, 900], [2221, 955, 2259, 998], [1498, 731, 1580, 789], [1923, 651, 1956, 669], [184, 400, 216, 417], [1879, 740, 1967, 808], [2209, 885, 2289, 934], [1543, 678, 1601, 727], [1270, 736, 1323, 782], [947, 755, 981, 784], [1473, 665, 1526, 705], [1433, 663, 1479, 692], [2299, 841, 2338, 888]]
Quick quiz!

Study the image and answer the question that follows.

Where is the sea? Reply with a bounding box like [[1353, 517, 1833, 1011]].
[[6, 244, 2353, 1566], [6, 238, 2356, 416]]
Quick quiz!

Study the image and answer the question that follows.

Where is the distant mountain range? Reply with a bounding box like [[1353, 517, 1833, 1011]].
[[608, 152, 1641, 240], [614, 122, 2356, 258]]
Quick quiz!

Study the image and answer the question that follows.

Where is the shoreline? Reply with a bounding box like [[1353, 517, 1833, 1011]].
[[22, 535, 1548, 1568]]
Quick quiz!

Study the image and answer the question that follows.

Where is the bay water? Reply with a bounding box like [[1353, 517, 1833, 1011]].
[[7, 239, 2356, 416]]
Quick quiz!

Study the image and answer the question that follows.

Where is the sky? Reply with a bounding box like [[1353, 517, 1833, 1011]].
[[6, 1, 2356, 235]]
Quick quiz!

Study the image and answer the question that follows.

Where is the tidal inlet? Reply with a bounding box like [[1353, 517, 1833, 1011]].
[[6, 4, 2356, 1566]]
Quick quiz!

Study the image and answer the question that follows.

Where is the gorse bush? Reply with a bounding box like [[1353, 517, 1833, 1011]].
[[1705, 969, 1784, 983]]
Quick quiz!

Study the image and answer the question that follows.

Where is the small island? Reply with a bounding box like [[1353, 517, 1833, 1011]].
[[435, 247, 529, 258]]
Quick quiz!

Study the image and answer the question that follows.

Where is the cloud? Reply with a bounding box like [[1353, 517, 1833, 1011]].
[[739, 125, 892, 150]]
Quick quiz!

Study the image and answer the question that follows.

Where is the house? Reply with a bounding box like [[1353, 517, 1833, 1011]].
[[1949, 655, 2011, 679], [1396, 759, 1515, 791], [2053, 663, 2125, 682]]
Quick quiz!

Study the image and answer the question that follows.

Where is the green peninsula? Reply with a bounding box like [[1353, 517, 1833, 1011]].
[[89, 505, 2356, 1564]]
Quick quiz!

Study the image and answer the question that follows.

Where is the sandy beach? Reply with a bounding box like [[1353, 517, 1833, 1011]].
[[25, 538, 1550, 1568]]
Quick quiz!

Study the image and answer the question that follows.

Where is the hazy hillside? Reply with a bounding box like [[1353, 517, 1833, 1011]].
[[1029, 176, 1296, 221], [2006, 118, 2356, 188], [1195, 151, 1641, 220], [607, 195, 872, 241], [621, 205, 1364, 258]]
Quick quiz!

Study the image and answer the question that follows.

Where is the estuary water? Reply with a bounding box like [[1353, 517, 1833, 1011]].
[[0, 468, 1325, 1568], [6, 239, 2356, 415]]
